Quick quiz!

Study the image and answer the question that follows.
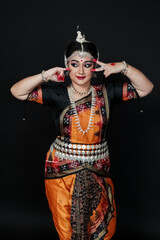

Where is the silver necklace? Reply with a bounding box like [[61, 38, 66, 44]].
[[68, 85, 97, 135], [71, 85, 92, 95]]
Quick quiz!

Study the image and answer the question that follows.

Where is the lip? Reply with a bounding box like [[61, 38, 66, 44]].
[[76, 76, 86, 80]]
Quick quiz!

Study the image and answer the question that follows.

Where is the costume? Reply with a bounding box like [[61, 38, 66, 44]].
[[27, 81, 136, 240]]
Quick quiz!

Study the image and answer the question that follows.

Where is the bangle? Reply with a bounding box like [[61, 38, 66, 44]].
[[41, 70, 48, 82], [121, 61, 129, 75]]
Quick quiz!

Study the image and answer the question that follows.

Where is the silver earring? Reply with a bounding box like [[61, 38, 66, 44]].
[[65, 71, 69, 76], [92, 72, 97, 78]]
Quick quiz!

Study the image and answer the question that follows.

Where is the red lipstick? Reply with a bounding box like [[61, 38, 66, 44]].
[[76, 76, 86, 80]]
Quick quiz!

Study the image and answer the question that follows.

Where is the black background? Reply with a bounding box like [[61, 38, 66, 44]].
[[1, 0, 160, 239]]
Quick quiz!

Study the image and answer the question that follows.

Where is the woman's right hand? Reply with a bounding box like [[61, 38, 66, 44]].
[[10, 67, 70, 100], [45, 67, 69, 82]]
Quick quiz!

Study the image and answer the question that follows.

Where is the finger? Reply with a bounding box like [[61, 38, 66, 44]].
[[57, 75, 65, 82], [56, 67, 68, 71], [93, 59, 105, 66], [103, 71, 111, 78], [56, 68, 66, 78], [59, 70, 65, 76], [91, 66, 105, 72], [51, 75, 62, 82], [103, 72, 108, 78]]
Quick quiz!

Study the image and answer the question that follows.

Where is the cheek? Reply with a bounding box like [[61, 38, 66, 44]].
[[69, 68, 76, 80], [85, 68, 93, 77], [69, 68, 76, 76]]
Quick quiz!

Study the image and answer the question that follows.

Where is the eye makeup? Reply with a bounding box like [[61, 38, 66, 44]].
[[71, 62, 78, 67], [70, 60, 93, 68]]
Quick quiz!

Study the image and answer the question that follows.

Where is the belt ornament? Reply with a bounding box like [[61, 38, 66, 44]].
[[49, 138, 109, 164]]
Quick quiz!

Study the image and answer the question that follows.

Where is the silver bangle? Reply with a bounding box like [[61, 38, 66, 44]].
[[121, 61, 129, 75], [41, 70, 48, 82]]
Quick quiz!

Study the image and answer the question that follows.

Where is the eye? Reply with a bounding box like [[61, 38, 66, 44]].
[[84, 64, 92, 68], [71, 63, 78, 67]]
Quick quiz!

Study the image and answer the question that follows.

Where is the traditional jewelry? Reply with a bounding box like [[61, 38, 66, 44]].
[[68, 85, 97, 135], [92, 72, 97, 78], [64, 27, 100, 67], [49, 138, 109, 164], [71, 85, 92, 95], [76, 26, 88, 43], [41, 70, 48, 82], [65, 51, 94, 67], [101, 65, 106, 70], [121, 61, 129, 75]]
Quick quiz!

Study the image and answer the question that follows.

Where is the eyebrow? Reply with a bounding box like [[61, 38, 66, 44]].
[[71, 59, 92, 63]]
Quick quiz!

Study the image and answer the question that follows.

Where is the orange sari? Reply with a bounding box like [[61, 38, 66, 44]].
[[28, 82, 137, 239], [45, 176, 116, 240], [44, 85, 116, 239]]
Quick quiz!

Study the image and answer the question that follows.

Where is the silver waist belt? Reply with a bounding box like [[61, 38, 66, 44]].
[[49, 138, 109, 163]]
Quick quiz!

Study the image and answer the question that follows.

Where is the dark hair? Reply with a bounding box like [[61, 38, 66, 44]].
[[65, 41, 98, 59]]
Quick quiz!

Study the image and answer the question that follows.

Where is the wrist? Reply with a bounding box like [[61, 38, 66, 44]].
[[119, 62, 124, 72], [121, 61, 129, 75], [41, 70, 50, 82]]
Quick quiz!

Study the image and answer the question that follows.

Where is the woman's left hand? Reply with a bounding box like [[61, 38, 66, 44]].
[[92, 59, 154, 98], [92, 59, 124, 78]]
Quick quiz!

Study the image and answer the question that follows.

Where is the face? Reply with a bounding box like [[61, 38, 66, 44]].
[[68, 54, 94, 88]]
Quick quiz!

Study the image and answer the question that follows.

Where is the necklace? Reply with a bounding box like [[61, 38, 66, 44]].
[[71, 85, 92, 95], [68, 85, 97, 135]]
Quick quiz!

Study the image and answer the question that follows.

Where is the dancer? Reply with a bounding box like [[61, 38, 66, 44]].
[[10, 29, 153, 240]]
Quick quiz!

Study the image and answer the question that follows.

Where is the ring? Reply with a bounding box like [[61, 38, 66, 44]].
[[101, 65, 105, 70]]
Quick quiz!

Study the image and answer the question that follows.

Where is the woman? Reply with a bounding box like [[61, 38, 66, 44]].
[[10, 30, 153, 240]]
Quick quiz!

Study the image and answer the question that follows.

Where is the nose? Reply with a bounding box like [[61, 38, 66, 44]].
[[78, 64, 84, 75]]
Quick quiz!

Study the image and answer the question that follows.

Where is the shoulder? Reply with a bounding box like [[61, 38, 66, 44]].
[[42, 83, 67, 95], [41, 83, 68, 106]]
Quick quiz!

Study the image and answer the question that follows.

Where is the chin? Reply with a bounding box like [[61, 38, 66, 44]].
[[76, 81, 90, 87], [71, 78, 91, 85]]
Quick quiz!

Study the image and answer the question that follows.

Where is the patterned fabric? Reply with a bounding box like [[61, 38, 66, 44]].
[[27, 85, 43, 104], [27, 81, 137, 239], [44, 85, 110, 179], [71, 169, 114, 240], [122, 82, 137, 101], [45, 149, 110, 179]]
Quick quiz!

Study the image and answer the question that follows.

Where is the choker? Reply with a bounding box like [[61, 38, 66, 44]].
[[71, 85, 92, 95]]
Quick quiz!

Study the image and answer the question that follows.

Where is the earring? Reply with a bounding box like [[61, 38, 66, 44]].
[[65, 71, 69, 76], [92, 72, 97, 78]]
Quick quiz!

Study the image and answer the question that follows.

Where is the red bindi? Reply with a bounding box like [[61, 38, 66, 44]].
[[111, 63, 115, 66], [81, 60, 83, 62]]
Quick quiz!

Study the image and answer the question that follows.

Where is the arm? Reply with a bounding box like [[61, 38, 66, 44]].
[[120, 63, 153, 97], [10, 67, 67, 100], [92, 59, 154, 98]]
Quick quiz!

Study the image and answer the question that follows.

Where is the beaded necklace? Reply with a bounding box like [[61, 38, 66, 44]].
[[71, 85, 92, 95], [68, 85, 97, 135]]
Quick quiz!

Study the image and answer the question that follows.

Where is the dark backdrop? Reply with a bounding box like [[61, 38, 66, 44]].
[[1, 1, 160, 239]]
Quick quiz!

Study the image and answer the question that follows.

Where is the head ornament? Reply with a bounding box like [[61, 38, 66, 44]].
[[64, 27, 95, 67]]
